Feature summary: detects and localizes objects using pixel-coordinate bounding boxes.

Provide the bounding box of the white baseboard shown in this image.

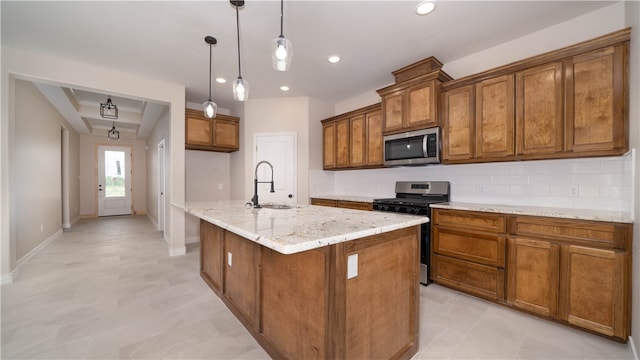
[185,236,200,244]
[630,335,639,360]
[169,246,186,256]
[147,213,159,231]
[1,268,18,285]
[2,228,63,284]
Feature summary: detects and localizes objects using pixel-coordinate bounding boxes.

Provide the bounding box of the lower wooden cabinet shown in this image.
[310,198,373,211]
[432,208,632,342]
[200,220,223,293]
[223,231,260,330]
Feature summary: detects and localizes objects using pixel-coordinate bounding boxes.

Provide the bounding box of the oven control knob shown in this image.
[395,206,401,212]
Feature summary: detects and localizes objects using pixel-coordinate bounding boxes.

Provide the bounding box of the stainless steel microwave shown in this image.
[383,127,440,166]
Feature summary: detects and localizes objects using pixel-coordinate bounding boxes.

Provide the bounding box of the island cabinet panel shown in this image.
[565,44,628,155]
[515,62,564,156]
[223,231,260,330]
[475,74,515,160]
[200,220,223,294]
[261,247,329,359]
[343,230,419,360]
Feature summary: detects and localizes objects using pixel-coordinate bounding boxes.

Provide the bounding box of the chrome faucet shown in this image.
[252,161,275,208]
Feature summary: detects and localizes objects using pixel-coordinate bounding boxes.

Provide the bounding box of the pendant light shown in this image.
[272,0,292,71]
[100,96,118,119]
[231,0,249,101]
[203,36,218,118]
[107,121,120,141]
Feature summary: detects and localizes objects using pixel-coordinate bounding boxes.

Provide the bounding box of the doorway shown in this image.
[157,139,166,234]
[254,133,297,205]
[98,145,132,216]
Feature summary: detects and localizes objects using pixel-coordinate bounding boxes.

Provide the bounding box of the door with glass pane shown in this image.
[98,146,132,216]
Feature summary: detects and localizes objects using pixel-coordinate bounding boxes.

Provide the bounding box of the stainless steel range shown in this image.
[372,181,450,285]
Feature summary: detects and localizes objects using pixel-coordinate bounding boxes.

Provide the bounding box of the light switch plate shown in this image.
[228,252,232,267]
[347,254,358,279]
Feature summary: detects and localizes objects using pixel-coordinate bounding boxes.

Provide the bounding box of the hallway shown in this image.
[1,216,635,359]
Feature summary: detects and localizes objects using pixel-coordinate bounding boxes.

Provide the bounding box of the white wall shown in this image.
[78,134,147,216]
[2,45,187,280]
[625,0,639,356]
[13,79,80,261]
[146,109,170,233]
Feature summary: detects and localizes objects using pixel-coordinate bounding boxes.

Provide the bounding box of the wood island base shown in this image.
[200,220,421,360]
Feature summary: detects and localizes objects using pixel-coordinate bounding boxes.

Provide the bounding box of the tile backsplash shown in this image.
[310,149,635,215]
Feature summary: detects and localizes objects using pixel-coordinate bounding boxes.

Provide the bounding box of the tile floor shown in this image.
[1,215,635,359]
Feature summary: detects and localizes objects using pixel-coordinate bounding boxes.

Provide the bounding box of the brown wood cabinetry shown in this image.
[322,104,383,170]
[431,209,507,301]
[200,220,223,294]
[440,28,629,164]
[199,220,420,359]
[377,57,452,135]
[185,108,239,152]
[432,208,632,341]
[310,198,373,211]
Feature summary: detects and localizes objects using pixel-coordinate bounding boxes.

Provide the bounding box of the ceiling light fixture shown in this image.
[107,120,120,141]
[272,0,292,71]
[215,77,227,84]
[100,96,118,119]
[203,35,218,119]
[327,55,341,63]
[231,0,249,101]
[280,85,290,91]
[415,0,437,15]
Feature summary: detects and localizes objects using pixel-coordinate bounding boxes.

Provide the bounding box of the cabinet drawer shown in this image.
[310,198,338,207]
[509,216,631,249]
[433,227,506,267]
[337,200,372,211]
[432,254,505,301]
[433,209,506,233]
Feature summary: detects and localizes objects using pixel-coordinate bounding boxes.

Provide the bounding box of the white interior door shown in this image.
[98,146,132,216]
[254,133,296,205]
[157,139,165,233]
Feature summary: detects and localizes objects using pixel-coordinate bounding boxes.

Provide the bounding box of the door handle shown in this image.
[288,194,293,198]
[98,184,102,192]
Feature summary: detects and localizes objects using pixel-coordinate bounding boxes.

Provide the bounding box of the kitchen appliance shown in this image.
[383,127,440,167]
[373,181,450,285]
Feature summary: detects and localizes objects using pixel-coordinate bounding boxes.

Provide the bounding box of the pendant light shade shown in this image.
[272,0,292,71]
[100,96,118,119]
[231,0,249,101]
[203,36,218,118]
[107,121,120,141]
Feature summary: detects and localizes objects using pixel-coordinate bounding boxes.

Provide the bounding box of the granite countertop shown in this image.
[430,202,633,224]
[174,200,427,254]
[311,195,377,203]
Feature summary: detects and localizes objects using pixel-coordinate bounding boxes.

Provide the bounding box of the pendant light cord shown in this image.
[208,43,212,100]
[279,0,284,37]
[235,4,242,77]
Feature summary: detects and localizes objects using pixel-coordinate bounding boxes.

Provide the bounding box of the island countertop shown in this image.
[175,200,428,254]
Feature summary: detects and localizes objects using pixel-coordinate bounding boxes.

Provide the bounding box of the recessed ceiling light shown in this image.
[280,85,290,91]
[215,77,226,84]
[415,0,437,15]
[327,55,341,63]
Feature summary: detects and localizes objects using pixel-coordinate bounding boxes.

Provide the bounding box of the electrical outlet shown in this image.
[218,183,223,190]
[569,185,579,197]
[227,252,232,267]
[347,254,358,279]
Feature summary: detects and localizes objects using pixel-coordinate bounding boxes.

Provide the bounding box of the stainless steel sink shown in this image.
[261,204,292,209]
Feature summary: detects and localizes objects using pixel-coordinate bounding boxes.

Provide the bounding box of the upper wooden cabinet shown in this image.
[322,104,383,170]
[440,28,630,164]
[377,57,452,135]
[185,108,239,152]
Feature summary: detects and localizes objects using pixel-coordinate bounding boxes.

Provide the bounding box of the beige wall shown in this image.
[79,134,147,216]
[14,79,80,260]
[625,0,639,355]
[146,109,170,234]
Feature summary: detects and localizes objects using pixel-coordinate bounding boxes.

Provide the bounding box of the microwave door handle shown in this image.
[423,135,428,157]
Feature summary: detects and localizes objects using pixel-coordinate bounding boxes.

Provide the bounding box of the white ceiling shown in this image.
[1,0,618,138]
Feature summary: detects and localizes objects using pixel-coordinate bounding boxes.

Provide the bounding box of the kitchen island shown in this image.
[177,201,428,360]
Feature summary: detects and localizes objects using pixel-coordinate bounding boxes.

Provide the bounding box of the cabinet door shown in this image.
[335,118,350,168]
[323,123,336,169]
[349,114,366,167]
[476,74,515,159]
[507,237,559,317]
[223,231,260,329]
[365,110,383,166]
[382,91,404,133]
[433,227,505,268]
[560,245,627,339]
[407,81,437,129]
[185,110,213,147]
[212,117,239,150]
[565,44,627,154]
[200,221,223,294]
[516,62,564,156]
[441,85,475,161]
